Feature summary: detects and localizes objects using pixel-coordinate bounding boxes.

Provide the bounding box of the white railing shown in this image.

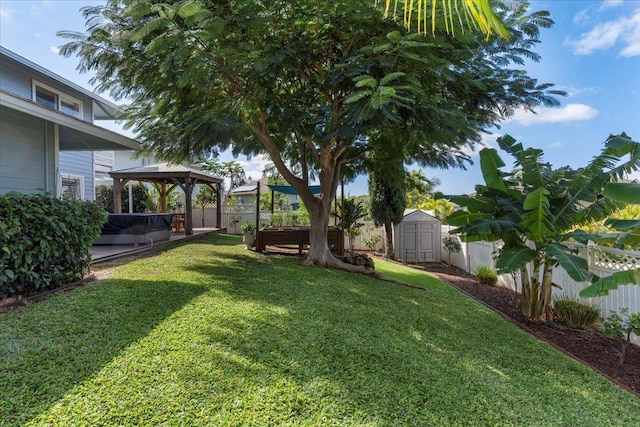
[441,227,640,345]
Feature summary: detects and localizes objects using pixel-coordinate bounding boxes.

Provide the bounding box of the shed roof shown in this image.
[402,209,441,222]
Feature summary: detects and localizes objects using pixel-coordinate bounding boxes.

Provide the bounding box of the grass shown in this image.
[1,234,639,426]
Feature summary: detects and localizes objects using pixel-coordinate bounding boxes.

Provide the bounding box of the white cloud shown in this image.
[548,141,563,149]
[30,6,42,15]
[573,9,590,25]
[598,0,624,12]
[565,9,640,57]
[50,46,60,55]
[556,85,601,97]
[506,104,598,126]
[34,32,42,38]
[0,7,14,22]
[236,155,272,182]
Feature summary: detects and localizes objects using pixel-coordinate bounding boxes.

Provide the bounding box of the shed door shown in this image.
[401,222,437,263]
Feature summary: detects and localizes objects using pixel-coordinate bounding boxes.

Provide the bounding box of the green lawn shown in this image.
[1,234,639,426]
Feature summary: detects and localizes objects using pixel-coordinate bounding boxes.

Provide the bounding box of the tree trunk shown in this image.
[541,261,554,321]
[301,201,369,273]
[384,221,394,259]
[521,258,552,323]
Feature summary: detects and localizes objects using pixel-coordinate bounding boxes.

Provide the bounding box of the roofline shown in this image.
[1,90,139,150]
[0,46,119,114]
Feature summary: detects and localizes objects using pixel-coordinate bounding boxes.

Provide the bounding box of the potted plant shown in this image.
[241,221,256,249]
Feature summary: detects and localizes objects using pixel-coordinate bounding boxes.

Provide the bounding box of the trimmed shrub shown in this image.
[0,192,107,298]
[474,265,498,286]
[554,298,601,331]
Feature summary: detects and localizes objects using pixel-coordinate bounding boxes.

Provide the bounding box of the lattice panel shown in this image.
[592,250,640,272]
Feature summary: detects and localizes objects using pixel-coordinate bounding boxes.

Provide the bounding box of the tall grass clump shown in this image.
[474,265,498,286]
[554,297,601,330]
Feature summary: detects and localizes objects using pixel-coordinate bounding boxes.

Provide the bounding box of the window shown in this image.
[32,81,83,119]
[35,86,57,109]
[60,99,81,117]
[57,174,84,200]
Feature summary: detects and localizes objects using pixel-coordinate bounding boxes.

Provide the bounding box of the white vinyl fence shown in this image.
[441,226,640,345]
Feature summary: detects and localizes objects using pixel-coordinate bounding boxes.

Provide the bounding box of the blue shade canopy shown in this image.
[267,185,322,195]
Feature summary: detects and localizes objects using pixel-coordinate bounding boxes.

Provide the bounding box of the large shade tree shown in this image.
[59,0,563,268]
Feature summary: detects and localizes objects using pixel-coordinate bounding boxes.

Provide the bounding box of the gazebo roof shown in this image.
[109,162,223,185]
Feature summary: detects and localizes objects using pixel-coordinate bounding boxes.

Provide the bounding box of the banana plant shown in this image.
[438,133,640,322]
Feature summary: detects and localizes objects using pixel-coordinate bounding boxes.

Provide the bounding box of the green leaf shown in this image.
[354,76,377,89]
[386,30,402,42]
[344,90,372,104]
[479,148,507,192]
[604,218,640,230]
[544,244,593,282]
[580,269,640,297]
[448,195,494,213]
[495,247,538,273]
[176,0,204,19]
[522,188,553,240]
[380,72,406,85]
[603,182,640,204]
[461,219,521,237]
[445,211,492,226]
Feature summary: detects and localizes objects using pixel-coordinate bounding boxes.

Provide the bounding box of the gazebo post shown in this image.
[216,183,222,228]
[113,177,129,213]
[256,182,261,231]
[184,177,193,235]
[270,188,275,214]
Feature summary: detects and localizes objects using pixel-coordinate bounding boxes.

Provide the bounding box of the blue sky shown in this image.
[1,0,639,196]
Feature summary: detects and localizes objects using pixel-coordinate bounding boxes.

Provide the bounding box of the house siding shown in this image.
[0,107,56,195]
[59,151,95,200]
[0,56,94,122]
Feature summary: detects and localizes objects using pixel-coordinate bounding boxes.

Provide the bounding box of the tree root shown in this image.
[300,254,376,275]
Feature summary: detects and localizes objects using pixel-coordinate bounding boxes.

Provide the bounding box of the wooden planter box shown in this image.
[256,228,344,255]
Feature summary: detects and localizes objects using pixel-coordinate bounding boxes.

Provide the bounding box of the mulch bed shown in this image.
[425,263,640,397]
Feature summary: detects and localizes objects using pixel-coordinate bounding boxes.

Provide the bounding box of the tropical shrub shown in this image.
[442,236,462,254]
[333,199,366,257]
[475,265,498,286]
[241,221,256,235]
[553,297,601,331]
[602,308,640,364]
[0,193,107,298]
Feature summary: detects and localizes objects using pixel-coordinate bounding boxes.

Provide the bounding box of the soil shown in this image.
[424,263,640,398]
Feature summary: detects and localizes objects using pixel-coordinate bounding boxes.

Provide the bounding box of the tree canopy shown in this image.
[59,0,564,267]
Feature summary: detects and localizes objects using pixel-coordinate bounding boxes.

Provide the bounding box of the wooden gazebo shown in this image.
[109,163,223,235]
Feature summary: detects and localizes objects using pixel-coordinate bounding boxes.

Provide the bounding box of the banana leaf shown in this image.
[544,243,594,282]
[603,182,640,204]
[580,269,640,297]
[495,247,538,273]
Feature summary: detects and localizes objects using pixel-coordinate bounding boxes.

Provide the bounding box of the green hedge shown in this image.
[0,193,107,298]
[95,183,149,213]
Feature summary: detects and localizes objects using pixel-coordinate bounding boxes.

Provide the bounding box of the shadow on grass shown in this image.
[170,253,640,425]
[0,278,209,426]
[5,234,639,425]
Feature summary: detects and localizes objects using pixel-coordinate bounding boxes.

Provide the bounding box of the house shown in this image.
[0,46,138,199]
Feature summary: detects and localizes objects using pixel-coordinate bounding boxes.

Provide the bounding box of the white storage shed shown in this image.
[394,209,442,263]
